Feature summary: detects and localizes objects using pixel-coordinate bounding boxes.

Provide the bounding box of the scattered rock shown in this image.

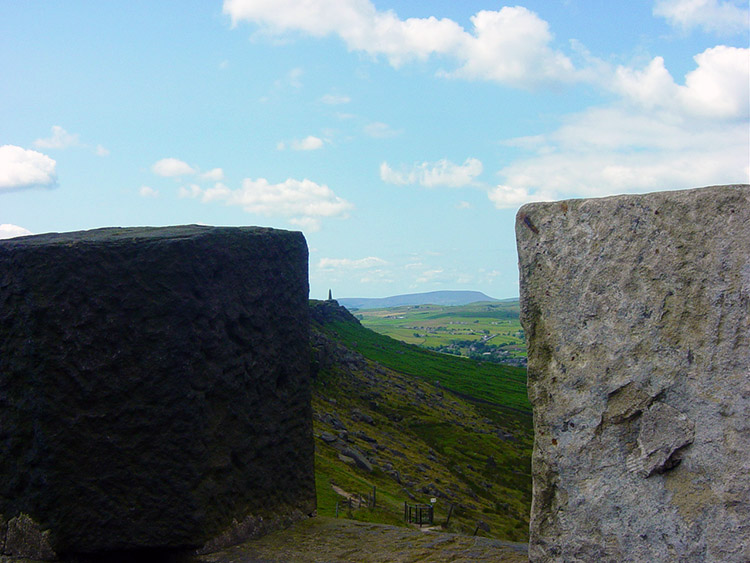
[320,432,338,444]
[4,513,56,560]
[340,447,373,472]
[351,408,375,425]
[387,470,402,484]
[321,412,348,431]
[353,430,377,443]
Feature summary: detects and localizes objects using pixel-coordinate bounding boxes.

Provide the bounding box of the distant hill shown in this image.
[338,290,500,310]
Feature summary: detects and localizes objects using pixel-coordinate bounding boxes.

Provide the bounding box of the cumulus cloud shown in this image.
[33,126,80,149]
[380,158,483,188]
[491,105,748,207]
[654,0,749,34]
[139,185,159,198]
[178,184,203,199]
[614,46,749,119]
[488,185,548,209]
[293,136,324,150]
[486,44,750,208]
[152,158,197,177]
[224,0,579,88]
[0,145,57,191]
[196,177,353,231]
[445,8,576,87]
[200,168,225,181]
[0,224,33,239]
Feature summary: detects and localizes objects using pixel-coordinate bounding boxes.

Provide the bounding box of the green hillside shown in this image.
[352,301,526,366]
[309,300,532,541]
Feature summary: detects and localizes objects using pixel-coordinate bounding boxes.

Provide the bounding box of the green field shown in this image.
[351,300,526,365]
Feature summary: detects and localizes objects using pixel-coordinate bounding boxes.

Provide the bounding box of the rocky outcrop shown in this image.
[516,185,749,562]
[0,226,314,559]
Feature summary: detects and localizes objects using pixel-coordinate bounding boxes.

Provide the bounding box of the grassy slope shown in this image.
[354,301,526,359]
[309,300,532,541]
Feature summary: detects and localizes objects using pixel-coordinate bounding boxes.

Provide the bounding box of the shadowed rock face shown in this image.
[0,226,314,559]
[516,185,750,562]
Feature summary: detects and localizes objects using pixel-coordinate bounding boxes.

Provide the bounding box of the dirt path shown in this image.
[196,516,528,563]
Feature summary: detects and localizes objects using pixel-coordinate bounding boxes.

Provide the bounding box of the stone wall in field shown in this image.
[516,185,749,562]
[0,225,314,560]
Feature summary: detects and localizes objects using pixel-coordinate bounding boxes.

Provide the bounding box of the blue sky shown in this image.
[2,1,748,299]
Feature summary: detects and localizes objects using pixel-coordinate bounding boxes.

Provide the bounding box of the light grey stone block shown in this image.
[517,185,749,562]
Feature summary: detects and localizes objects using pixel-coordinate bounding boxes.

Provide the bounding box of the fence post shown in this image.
[372,486,376,508]
[335,501,339,518]
[445,504,454,526]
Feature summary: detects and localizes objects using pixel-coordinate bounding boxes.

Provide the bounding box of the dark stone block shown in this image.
[0,226,314,557]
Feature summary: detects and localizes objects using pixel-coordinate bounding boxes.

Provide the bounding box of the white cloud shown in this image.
[0,224,33,239]
[415,268,445,284]
[492,105,749,207]
[152,158,197,177]
[318,256,388,270]
[200,167,225,181]
[679,46,749,118]
[364,122,402,138]
[488,44,750,208]
[284,135,324,151]
[380,158,483,187]
[654,0,749,35]
[33,126,80,149]
[614,46,749,119]
[446,8,577,88]
[178,184,203,198]
[139,185,159,198]
[488,185,549,209]
[198,177,353,231]
[0,145,57,191]
[224,0,579,88]
[33,126,109,156]
[321,93,351,104]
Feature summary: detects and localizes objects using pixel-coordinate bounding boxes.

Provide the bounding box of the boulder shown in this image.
[516,185,750,562]
[0,226,314,558]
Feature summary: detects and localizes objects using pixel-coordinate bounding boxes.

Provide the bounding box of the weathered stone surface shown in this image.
[516,185,750,562]
[0,226,314,558]
[3,513,56,560]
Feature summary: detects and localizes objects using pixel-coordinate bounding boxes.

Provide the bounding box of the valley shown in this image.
[349,300,526,367]
[309,300,532,542]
